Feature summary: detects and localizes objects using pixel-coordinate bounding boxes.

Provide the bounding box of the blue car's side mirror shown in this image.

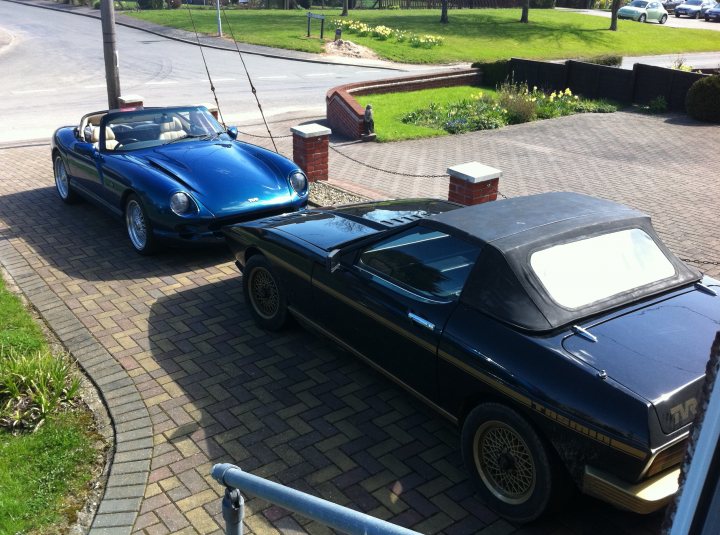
[227,126,238,140]
[76,142,98,158]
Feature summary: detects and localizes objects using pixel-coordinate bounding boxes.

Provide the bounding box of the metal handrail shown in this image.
[211,463,423,535]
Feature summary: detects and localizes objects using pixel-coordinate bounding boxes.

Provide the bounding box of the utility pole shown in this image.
[216,0,222,37]
[100,0,121,109]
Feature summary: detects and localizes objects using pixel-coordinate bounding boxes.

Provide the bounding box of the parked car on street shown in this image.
[675,0,715,17]
[618,0,669,22]
[51,106,308,254]
[705,2,720,19]
[662,0,683,11]
[223,192,718,523]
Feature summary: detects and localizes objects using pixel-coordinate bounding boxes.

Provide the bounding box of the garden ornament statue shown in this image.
[364,104,375,135]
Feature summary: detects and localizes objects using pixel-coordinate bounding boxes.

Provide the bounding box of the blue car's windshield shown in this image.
[684,0,702,5]
[103,107,226,151]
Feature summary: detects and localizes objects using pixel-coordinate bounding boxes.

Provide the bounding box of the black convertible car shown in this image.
[223,193,718,522]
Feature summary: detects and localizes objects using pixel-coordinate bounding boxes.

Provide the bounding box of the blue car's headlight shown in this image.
[289,170,308,195]
[170,192,196,215]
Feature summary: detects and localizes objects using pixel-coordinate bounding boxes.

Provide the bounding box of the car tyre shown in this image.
[675,11,680,16]
[125,194,157,255]
[243,255,288,331]
[660,13,668,22]
[639,13,647,21]
[53,155,79,204]
[461,403,571,523]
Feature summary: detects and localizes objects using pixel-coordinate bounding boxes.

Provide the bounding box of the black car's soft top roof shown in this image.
[422,192,700,331]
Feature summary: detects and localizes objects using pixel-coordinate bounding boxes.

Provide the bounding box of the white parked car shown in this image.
[618,0,670,22]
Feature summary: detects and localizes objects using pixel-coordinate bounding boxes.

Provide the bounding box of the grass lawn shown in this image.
[357,85,496,141]
[0,275,99,535]
[127,8,720,63]
[0,412,97,535]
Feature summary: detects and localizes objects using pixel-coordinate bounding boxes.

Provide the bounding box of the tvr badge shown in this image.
[247,197,259,203]
[670,398,698,426]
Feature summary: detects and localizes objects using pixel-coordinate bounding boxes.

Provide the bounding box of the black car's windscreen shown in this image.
[530,228,676,309]
[359,227,481,300]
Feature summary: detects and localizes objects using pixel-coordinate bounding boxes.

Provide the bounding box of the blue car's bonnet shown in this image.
[132,141,292,216]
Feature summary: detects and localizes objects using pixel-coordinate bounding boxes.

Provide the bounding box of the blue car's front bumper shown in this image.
[153,199,308,245]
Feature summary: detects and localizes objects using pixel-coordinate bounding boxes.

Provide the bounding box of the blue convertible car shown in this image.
[51,106,308,254]
[223,193,718,523]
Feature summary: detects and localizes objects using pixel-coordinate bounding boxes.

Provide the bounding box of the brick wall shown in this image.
[326,70,482,140]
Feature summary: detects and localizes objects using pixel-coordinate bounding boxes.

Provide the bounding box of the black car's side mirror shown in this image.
[326,249,343,273]
[76,142,98,159]
[227,126,238,140]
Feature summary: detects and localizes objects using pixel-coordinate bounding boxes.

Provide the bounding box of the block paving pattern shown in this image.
[0,111,717,535]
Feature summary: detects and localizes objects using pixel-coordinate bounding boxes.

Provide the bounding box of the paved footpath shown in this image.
[2,110,717,534]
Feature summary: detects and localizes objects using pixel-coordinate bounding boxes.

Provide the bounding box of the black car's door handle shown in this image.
[408,312,435,331]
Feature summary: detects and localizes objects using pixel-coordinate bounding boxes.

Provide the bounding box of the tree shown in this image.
[341,0,348,16]
[440,0,448,23]
[520,0,529,23]
[609,0,622,30]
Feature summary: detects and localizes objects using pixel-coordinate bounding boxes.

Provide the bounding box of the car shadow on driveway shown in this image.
[145,276,495,532]
[143,276,666,534]
[0,187,232,281]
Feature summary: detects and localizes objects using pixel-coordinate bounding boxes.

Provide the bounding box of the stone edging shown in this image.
[0,238,151,535]
[326,69,482,139]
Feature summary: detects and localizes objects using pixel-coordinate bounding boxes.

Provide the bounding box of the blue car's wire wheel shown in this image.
[126,200,147,250]
[53,155,76,203]
[124,195,156,255]
[474,420,537,504]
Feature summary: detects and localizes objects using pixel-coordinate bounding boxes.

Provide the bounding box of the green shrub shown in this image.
[578,54,623,67]
[0,349,80,431]
[530,0,555,7]
[573,99,619,113]
[402,94,508,134]
[93,0,100,7]
[498,82,537,124]
[644,95,668,114]
[686,75,720,123]
[137,0,163,9]
[474,60,511,89]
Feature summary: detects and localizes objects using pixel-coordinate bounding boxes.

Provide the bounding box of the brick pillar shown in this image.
[447,162,502,206]
[118,94,143,111]
[291,124,332,182]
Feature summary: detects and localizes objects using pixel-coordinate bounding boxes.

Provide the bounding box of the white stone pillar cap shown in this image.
[447,162,502,183]
[118,94,144,106]
[291,123,332,138]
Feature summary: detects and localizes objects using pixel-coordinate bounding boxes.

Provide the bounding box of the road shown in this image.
[0,1,419,143]
[558,6,720,30]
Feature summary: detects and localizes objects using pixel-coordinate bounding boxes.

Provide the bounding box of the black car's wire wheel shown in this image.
[461,403,572,523]
[53,155,77,204]
[242,255,288,331]
[125,194,156,255]
[474,420,536,504]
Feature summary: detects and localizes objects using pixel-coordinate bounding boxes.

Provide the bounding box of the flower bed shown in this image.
[402,84,618,135]
[334,19,444,48]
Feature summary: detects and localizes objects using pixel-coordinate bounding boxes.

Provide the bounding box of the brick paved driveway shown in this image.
[0,110,717,535]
